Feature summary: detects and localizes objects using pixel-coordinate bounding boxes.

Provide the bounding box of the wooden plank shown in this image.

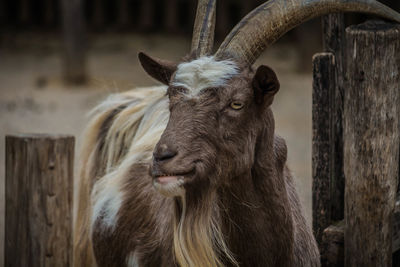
[344,21,400,267]
[61,0,87,84]
[5,134,74,267]
[312,52,336,245]
[321,14,345,222]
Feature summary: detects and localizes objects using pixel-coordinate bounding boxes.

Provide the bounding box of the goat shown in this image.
[73,0,400,266]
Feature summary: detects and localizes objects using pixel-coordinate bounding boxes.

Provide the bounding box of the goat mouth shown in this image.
[154,175,185,185]
[153,169,195,186]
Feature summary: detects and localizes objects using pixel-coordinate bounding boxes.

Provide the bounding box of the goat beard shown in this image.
[172,189,238,267]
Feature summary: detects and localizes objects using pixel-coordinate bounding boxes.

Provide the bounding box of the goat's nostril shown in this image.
[154,150,177,162]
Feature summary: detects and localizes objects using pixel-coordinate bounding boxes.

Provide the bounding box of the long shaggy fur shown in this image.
[73,86,169,266]
[74,85,236,266]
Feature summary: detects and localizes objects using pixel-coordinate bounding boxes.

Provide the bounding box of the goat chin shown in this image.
[153,176,185,197]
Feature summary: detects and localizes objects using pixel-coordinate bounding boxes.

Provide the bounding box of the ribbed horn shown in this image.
[215,0,400,64]
[191,0,217,57]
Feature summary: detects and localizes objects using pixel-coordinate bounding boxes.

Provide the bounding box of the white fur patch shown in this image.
[172,56,239,97]
[91,173,124,230]
[126,251,140,267]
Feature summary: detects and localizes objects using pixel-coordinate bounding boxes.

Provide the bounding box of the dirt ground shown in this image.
[0,33,313,266]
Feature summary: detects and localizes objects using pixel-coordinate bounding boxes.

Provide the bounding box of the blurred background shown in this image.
[1,0,399,265]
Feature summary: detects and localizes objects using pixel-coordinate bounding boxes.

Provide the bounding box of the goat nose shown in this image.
[154,146,177,162]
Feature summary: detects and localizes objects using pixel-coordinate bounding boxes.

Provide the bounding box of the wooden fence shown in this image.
[312,17,400,266]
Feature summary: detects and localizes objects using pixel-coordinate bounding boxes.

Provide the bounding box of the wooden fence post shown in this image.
[344,21,400,267]
[321,14,346,222]
[312,52,336,246]
[61,0,87,85]
[5,134,74,267]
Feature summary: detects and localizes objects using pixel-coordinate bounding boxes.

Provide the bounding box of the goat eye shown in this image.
[230,101,244,110]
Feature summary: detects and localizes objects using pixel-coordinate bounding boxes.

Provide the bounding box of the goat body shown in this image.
[74,60,319,266]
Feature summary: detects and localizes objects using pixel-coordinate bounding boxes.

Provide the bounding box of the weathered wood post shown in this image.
[313,14,346,252]
[5,134,74,267]
[323,13,346,223]
[312,52,336,245]
[344,21,400,267]
[312,13,346,250]
[61,0,87,85]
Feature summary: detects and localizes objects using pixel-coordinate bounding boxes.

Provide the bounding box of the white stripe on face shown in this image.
[172,56,239,97]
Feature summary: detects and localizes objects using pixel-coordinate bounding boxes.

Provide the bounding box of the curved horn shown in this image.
[215,0,400,64]
[191,0,217,57]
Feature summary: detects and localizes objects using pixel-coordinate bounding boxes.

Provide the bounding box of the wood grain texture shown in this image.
[322,14,346,222]
[344,21,400,267]
[5,134,74,267]
[61,0,87,85]
[312,52,336,246]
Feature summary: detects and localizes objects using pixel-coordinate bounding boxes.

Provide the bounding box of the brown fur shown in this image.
[75,56,320,266]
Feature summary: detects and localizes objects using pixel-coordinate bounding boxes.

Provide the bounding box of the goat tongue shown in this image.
[156,176,180,185]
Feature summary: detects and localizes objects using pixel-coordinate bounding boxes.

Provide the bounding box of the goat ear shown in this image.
[252,65,280,105]
[138,52,177,85]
